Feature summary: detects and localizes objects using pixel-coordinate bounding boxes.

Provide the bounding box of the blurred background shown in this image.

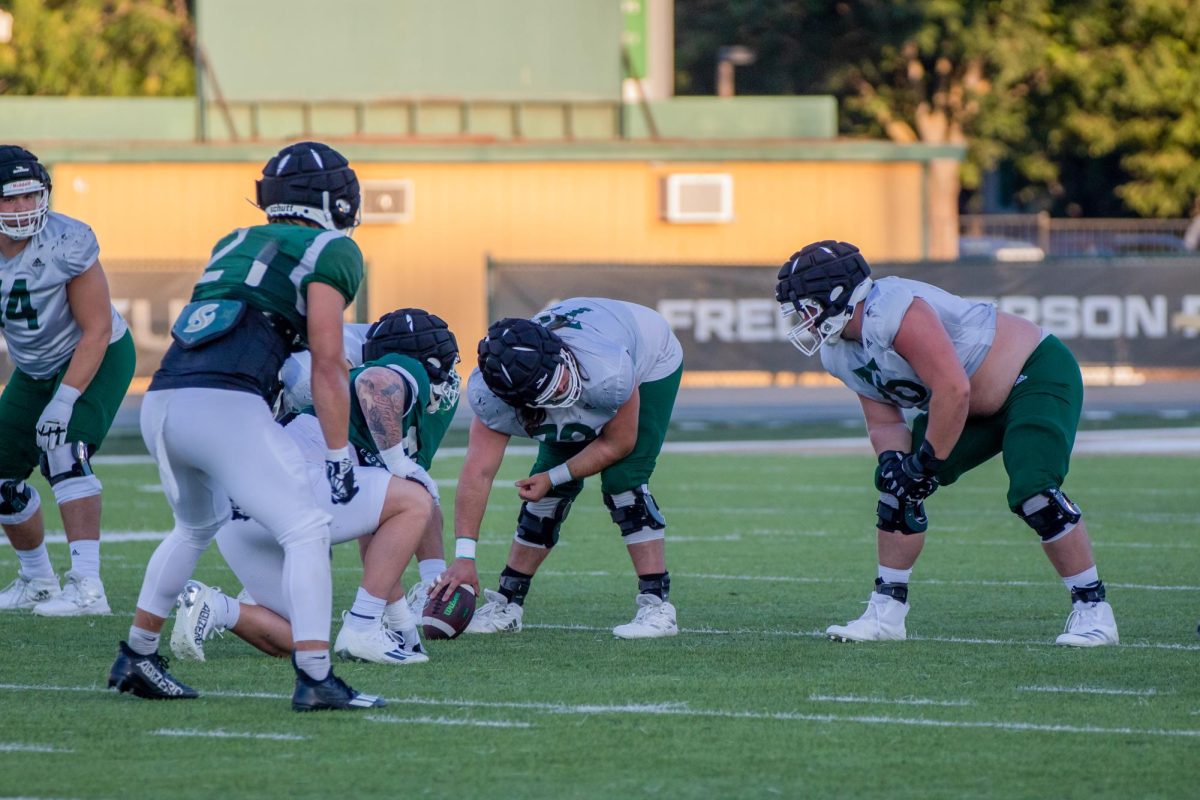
[2,0,1198,442]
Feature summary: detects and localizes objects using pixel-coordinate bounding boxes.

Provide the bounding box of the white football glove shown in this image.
[36,384,81,451]
[378,443,440,503]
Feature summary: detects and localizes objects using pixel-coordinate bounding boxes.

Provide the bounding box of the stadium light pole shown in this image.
[716,45,756,97]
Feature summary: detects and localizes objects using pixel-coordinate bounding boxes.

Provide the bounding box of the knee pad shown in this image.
[604,485,666,545]
[514,496,573,549]
[1015,488,1081,543]
[0,478,41,525]
[876,492,928,535]
[39,442,102,505]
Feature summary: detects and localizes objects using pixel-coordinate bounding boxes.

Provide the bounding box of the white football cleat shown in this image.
[1055,601,1119,647]
[613,593,678,639]
[405,580,430,618]
[335,612,429,665]
[464,589,523,634]
[170,580,225,661]
[31,571,109,617]
[826,592,908,642]
[0,573,60,610]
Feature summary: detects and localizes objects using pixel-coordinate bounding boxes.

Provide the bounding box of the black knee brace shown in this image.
[1015,488,1081,543]
[515,497,573,549]
[876,492,928,534]
[604,485,666,542]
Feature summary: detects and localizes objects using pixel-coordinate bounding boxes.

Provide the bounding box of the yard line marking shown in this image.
[2,684,1197,738]
[364,714,533,729]
[1016,686,1160,697]
[152,728,307,741]
[809,694,974,707]
[0,742,73,753]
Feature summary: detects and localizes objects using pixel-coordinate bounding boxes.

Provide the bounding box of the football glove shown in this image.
[325,446,360,505]
[36,384,81,451]
[876,442,943,502]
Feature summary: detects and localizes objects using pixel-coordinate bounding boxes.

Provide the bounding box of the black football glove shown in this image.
[325,446,360,505]
[876,441,943,502]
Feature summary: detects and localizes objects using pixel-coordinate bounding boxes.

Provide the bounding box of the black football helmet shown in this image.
[0,145,52,240]
[775,240,873,355]
[477,318,582,409]
[255,141,360,232]
[364,308,461,412]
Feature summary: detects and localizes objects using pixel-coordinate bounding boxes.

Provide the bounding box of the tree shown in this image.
[0,0,193,96]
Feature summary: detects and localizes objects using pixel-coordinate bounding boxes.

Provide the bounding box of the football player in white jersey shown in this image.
[775,240,1118,646]
[434,298,684,639]
[0,146,135,617]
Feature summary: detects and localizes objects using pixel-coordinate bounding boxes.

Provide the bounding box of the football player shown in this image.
[0,145,135,617]
[169,308,460,666]
[434,298,684,639]
[775,240,1118,646]
[108,142,386,711]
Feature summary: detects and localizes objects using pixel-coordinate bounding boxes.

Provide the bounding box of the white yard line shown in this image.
[152,728,307,741]
[0,742,73,753]
[364,714,533,729]
[1016,686,1160,697]
[808,694,974,707]
[1,684,1196,739]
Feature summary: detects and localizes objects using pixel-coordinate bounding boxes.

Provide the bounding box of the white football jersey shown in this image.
[278,323,370,413]
[821,276,997,410]
[0,212,128,379]
[469,298,683,442]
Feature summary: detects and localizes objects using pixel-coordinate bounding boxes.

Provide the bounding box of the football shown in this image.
[421,584,477,640]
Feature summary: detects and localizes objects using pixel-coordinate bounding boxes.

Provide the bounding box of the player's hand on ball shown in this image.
[432,557,481,602]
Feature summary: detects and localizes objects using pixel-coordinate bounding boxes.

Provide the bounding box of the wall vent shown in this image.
[361,179,413,224]
[662,173,733,223]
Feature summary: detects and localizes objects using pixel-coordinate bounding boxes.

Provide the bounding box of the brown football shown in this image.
[421,584,476,640]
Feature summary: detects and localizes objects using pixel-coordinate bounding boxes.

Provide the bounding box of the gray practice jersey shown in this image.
[821,276,996,410]
[278,323,370,414]
[469,297,683,442]
[0,212,128,379]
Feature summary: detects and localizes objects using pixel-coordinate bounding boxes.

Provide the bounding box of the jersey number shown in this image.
[851,358,928,406]
[0,279,40,330]
[530,422,594,443]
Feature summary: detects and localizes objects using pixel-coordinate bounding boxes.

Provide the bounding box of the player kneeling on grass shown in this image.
[435,298,684,639]
[171,308,460,665]
[774,241,1118,647]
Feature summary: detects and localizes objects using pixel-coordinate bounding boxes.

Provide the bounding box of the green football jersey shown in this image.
[347,353,458,470]
[191,223,362,342]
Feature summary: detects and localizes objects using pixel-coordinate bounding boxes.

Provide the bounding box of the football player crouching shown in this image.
[169,308,461,665]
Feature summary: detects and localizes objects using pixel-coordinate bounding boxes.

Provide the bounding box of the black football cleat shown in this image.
[291,656,386,712]
[108,640,199,700]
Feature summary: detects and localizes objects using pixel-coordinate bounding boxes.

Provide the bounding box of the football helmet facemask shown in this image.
[0,145,52,240]
[363,308,461,413]
[775,240,874,355]
[256,141,361,232]
[477,318,582,409]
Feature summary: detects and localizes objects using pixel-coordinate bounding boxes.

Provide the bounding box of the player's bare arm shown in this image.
[516,387,640,503]
[356,366,411,452]
[859,394,910,455]
[307,281,352,451]
[60,261,114,393]
[891,298,970,459]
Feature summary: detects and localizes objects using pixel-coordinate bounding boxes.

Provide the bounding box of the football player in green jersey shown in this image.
[0,145,135,618]
[109,142,386,711]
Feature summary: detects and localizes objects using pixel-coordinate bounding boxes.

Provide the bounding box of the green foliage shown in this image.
[0,0,194,96]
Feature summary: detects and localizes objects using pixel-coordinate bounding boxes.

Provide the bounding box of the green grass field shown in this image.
[2,447,1198,799]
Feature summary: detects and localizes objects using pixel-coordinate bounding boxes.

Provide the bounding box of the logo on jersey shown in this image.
[183,303,221,333]
[31,258,44,268]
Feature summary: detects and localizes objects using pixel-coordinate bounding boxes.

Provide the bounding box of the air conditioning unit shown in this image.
[662,173,733,223]
[360,179,413,224]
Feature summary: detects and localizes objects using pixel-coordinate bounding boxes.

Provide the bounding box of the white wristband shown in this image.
[548,463,573,487]
[325,445,352,463]
[454,538,477,560]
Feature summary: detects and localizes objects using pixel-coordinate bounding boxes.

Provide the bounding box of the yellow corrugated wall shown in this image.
[50,160,924,350]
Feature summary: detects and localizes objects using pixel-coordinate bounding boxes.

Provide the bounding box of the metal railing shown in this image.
[960,213,1198,258]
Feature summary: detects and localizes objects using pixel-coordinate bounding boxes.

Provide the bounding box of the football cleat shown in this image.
[334,612,429,665]
[826,592,909,642]
[1055,601,1119,647]
[31,571,109,616]
[170,580,225,661]
[464,588,524,634]
[291,656,386,712]
[405,580,430,618]
[107,641,198,700]
[385,624,428,660]
[612,593,678,639]
[0,573,61,610]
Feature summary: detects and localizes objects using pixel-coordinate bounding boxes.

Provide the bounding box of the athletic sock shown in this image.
[1063,566,1104,606]
[15,543,55,580]
[214,590,240,630]
[383,597,416,630]
[498,566,533,606]
[128,626,160,656]
[637,571,670,601]
[294,649,331,681]
[346,587,386,632]
[69,540,101,579]
[877,565,912,585]
[418,558,446,586]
